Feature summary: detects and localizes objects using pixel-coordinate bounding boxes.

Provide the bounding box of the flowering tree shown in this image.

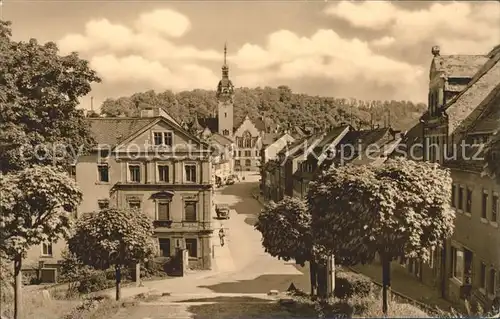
[68,208,157,300]
[255,197,319,295]
[0,165,82,319]
[308,157,455,314]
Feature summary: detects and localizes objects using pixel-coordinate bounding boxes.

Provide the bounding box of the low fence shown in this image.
[347,266,444,316]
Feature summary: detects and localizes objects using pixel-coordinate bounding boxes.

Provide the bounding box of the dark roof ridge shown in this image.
[444,51,500,111]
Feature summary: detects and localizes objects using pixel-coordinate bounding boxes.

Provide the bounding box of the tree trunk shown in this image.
[316,261,328,299]
[440,242,446,299]
[381,254,391,316]
[115,265,121,301]
[14,255,22,319]
[309,260,317,296]
[135,263,141,287]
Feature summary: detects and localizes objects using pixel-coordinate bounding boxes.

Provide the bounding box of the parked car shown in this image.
[225,176,235,185]
[215,204,230,219]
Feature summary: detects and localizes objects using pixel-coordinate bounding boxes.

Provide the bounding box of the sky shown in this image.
[2,0,500,110]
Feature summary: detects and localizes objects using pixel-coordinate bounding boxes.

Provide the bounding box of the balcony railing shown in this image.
[153,220,173,228]
[153,220,212,230]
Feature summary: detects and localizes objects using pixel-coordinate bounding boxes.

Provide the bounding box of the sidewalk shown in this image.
[251,188,267,207]
[351,263,462,313]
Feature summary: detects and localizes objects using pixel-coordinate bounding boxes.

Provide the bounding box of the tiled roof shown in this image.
[392,122,424,161]
[196,117,218,132]
[233,116,267,132]
[261,133,280,146]
[434,55,488,78]
[210,132,233,146]
[196,115,267,133]
[88,118,156,146]
[277,135,308,157]
[291,133,325,159]
[445,144,485,172]
[447,47,500,134]
[313,126,350,150]
[321,128,393,168]
[466,84,500,134]
[338,128,391,149]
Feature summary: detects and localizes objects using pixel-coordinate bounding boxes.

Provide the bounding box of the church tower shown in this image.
[216,43,234,137]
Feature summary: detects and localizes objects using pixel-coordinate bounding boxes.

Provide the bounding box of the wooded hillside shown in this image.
[98,86,427,131]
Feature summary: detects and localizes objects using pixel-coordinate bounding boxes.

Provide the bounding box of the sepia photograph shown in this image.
[0,0,499,318]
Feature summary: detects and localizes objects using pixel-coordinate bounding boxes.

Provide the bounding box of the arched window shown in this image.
[243,131,252,148]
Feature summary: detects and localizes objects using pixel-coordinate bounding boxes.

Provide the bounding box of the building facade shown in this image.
[23,108,215,281]
[260,133,295,198]
[397,44,500,311]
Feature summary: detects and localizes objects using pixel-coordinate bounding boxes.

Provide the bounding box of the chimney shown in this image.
[432,45,440,57]
[140,107,154,118]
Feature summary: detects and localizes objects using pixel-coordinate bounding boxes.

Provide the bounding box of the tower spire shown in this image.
[224,42,227,66]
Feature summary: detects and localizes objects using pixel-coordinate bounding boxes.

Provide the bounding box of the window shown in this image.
[255,150,259,156]
[224,112,227,118]
[238,151,241,157]
[128,164,141,183]
[129,201,141,211]
[153,132,173,146]
[235,160,240,166]
[164,132,173,146]
[243,131,252,148]
[223,129,229,136]
[98,199,109,210]
[185,238,198,257]
[154,132,163,146]
[185,164,197,183]
[41,242,53,256]
[466,188,472,214]
[480,262,487,290]
[458,186,464,210]
[233,150,237,157]
[237,137,243,148]
[452,247,464,282]
[488,269,496,295]
[492,194,498,222]
[451,185,456,208]
[245,159,251,166]
[482,191,488,219]
[97,164,109,183]
[158,165,169,183]
[244,150,251,157]
[157,202,170,220]
[158,238,170,257]
[184,202,197,221]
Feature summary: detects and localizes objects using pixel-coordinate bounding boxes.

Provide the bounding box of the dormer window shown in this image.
[153,131,173,146]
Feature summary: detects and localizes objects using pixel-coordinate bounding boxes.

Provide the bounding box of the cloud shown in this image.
[231,29,423,88]
[134,9,191,38]
[371,36,395,47]
[58,4,498,106]
[324,1,397,29]
[325,1,500,55]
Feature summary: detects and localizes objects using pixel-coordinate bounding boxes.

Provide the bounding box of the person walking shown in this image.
[219,228,225,247]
